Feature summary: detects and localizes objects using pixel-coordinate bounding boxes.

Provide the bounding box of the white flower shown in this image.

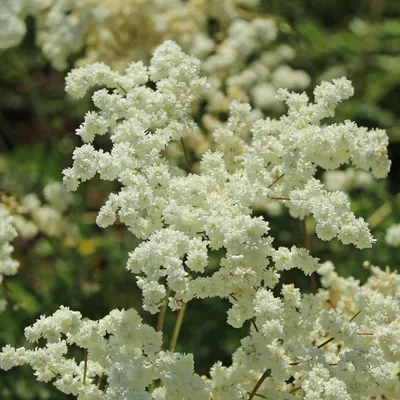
[385,223,400,247]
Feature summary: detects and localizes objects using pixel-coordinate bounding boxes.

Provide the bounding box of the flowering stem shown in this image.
[317,311,361,349]
[317,336,335,349]
[180,137,192,174]
[349,310,361,322]
[157,288,171,332]
[83,348,88,386]
[169,302,187,352]
[302,218,317,294]
[289,386,302,394]
[251,318,259,333]
[148,381,155,394]
[248,369,271,400]
[270,197,290,201]
[96,374,103,389]
[229,293,238,301]
[267,173,285,188]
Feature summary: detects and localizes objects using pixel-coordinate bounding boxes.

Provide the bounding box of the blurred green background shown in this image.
[0,0,399,398]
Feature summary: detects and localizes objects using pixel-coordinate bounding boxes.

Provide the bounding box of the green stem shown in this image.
[148,380,155,394]
[267,173,284,188]
[169,302,187,352]
[156,288,170,333]
[83,348,88,386]
[302,218,317,294]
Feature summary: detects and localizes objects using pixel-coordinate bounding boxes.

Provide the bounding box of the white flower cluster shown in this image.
[0,202,19,312]
[13,182,74,239]
[209,263,400,399]
[289,179,375,248]
[2,263,398,399]
[0,306,210,400]
[1,41,396,399]
[61,42,390,323]
[385,223,400,247]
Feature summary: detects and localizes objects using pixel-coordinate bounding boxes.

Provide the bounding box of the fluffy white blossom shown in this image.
[1,40,396,400]
[61,43,391,324]
[0,307,211,399]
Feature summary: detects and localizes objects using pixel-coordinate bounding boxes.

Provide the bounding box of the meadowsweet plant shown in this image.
[1,41,398,399]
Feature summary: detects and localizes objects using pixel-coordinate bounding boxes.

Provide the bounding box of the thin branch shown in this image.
[317,336,335,349]
[229,293,238,302]
[117,84,128,94]
[317,311,361,349]
[247,393,267,399]
[180,137,192,174]
[251,318,259,333]
[248,369,271,400]
[349,310,361,322]
[270,197,290,201]
[267,173,285,188]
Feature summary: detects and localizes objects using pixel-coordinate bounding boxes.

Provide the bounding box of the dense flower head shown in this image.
[61,42,391,323]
